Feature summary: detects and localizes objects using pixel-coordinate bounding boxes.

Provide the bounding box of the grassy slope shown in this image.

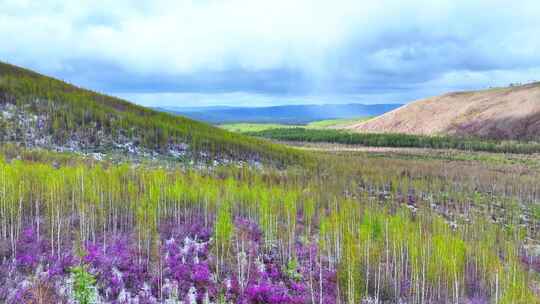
[0,61,309,165]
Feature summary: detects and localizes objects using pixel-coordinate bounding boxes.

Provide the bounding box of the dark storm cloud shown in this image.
[57,59,310,95]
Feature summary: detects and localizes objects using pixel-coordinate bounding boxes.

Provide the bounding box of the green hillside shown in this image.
[0,62,309,165]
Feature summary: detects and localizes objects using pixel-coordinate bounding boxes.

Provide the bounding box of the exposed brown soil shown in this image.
[347,82,540,140]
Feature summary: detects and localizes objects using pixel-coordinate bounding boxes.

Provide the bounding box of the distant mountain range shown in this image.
[156,103,402,124]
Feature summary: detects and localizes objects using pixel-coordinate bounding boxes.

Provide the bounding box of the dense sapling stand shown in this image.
[0,154,538,303]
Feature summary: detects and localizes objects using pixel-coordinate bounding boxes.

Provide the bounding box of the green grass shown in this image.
[219,123,299,132]
[305,116,372,128]
[220,117,373,133]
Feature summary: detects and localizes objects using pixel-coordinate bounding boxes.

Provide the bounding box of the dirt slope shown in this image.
[347,83,540,140]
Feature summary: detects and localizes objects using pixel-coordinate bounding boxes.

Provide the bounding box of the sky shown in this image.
[1,0,540,107]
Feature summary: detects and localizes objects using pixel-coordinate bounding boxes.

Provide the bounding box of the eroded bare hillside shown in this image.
[348,82,540,140]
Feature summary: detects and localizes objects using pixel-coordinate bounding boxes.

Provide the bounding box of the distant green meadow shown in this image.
[219,117,372,132]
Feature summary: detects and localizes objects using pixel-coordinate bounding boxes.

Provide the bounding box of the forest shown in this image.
[246,128,540,154]
[0,144,539,303]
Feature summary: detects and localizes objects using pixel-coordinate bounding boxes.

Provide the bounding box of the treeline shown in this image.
[0,62,311,165]
[247,127,540,154]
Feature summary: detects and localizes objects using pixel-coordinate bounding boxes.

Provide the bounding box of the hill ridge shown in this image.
[0,61,308,165]
[347,82,540,140]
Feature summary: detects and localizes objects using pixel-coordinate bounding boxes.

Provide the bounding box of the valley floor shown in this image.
[280,141,540,167]
[0,145,539,303]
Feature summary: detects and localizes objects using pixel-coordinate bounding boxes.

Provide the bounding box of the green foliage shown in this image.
[532,205,540,221]
[284,258,302,281]
[215,200,234,277]
[215,201,234,245]
[302,197,315,236]
[360,210,383,241]
[71,265,97,304]
[259,189,275,244]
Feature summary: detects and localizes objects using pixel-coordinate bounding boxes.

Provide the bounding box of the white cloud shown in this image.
[1,0,540,105]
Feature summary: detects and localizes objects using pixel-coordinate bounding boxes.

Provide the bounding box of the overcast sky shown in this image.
[1,0,540,107]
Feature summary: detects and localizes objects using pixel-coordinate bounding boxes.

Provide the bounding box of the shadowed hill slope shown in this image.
[347,83,540,140]
[0,62,309,165]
